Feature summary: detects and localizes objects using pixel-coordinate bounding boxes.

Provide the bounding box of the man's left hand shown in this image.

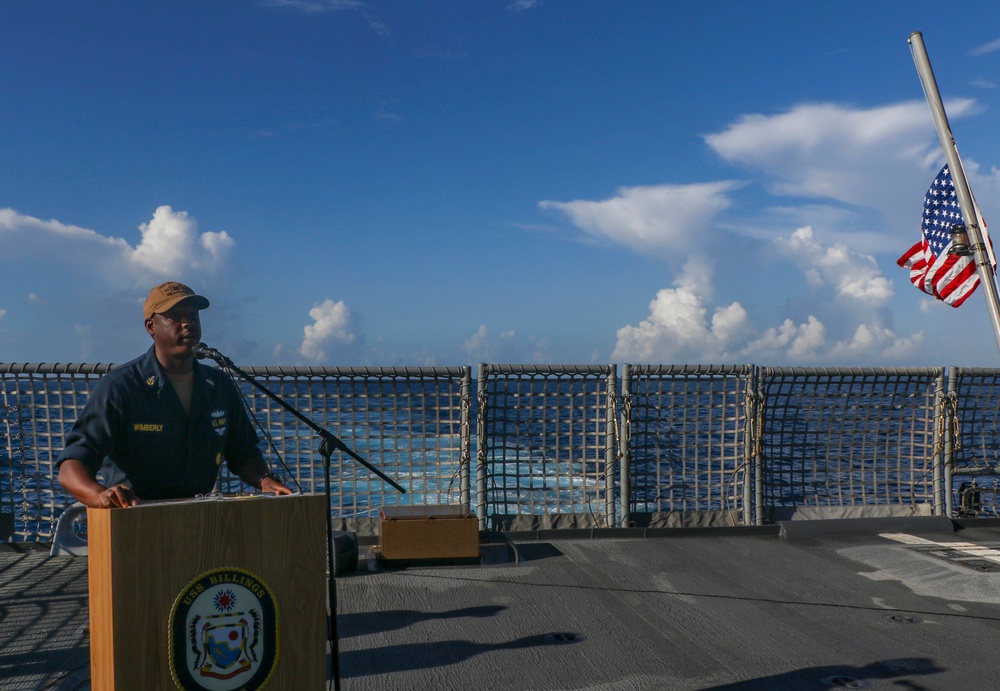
[260,475,294,495]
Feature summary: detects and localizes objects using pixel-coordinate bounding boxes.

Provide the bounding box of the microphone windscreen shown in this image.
[193,343,213,360]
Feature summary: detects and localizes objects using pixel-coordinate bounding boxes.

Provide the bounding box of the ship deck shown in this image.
[5,517,1000,690]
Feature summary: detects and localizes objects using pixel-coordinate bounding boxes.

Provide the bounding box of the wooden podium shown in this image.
[87,494,327,690]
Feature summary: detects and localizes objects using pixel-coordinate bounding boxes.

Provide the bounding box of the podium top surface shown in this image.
[123,492,308,509]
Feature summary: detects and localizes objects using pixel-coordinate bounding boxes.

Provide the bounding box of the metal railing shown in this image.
[476,364,617,530]
[1,364,114,543]
[3,361,998,543]
[754,368,944,523]
[948,368,1000,519]
[621,365,754,528]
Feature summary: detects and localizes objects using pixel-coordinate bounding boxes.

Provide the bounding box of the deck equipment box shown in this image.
[378,505,480,561]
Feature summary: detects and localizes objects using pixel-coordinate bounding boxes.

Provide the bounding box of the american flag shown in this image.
[897,165,992,307]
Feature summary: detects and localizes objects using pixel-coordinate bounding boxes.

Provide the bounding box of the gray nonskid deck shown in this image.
[0,548,89,690]
[340,531,998,690]
[6,523,1000,690]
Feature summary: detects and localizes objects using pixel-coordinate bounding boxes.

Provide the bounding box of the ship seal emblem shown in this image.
[168,567,279,690]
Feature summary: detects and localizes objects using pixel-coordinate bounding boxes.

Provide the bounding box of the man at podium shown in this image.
[56,281,293,507]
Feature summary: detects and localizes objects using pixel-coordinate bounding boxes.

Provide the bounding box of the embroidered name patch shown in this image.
[133,423,164,432]
[168,567,279,690]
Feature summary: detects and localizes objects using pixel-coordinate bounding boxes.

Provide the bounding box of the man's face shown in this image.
[145,302,202,357]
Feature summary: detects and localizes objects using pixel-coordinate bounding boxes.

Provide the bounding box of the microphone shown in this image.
[194,342,226,362]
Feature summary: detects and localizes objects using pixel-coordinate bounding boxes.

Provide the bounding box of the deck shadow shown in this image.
[699,657,946,690]
[341,632,581,678]
[339,604,506,638]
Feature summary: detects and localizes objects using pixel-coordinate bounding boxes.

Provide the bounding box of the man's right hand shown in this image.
[96,483,139,508]
[57,458,139,508]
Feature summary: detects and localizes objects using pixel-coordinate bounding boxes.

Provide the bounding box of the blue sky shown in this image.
[3,1,1000,367]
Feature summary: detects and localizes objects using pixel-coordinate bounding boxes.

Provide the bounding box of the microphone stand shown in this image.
[197,345,406,691]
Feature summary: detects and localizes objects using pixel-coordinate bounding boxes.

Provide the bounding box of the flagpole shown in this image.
[909,31,1000,355]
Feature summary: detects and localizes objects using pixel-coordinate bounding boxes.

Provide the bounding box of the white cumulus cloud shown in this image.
[739,316,827,361]
[300,299,360,362]
[704,99,980,233]
[0,206,240,361]
[0,208,131,272]
[611,223,919,364]
[775,226,893,304]
[0,205,234,288]
[611,261,750,363]
[464,324,493,361]
[463,324,548,363]
[539,181,742,256]
[128,206,234,278]
[559,99,949,365]
[463,324,519,361]
[829,321,923,361]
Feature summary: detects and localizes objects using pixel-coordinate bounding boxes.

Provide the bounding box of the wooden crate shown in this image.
[378,505,480,561]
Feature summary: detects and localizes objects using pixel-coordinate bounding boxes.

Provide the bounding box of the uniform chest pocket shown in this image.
[127,421,168,454]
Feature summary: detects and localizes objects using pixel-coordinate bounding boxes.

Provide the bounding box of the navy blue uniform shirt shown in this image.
[57,345,261,500]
